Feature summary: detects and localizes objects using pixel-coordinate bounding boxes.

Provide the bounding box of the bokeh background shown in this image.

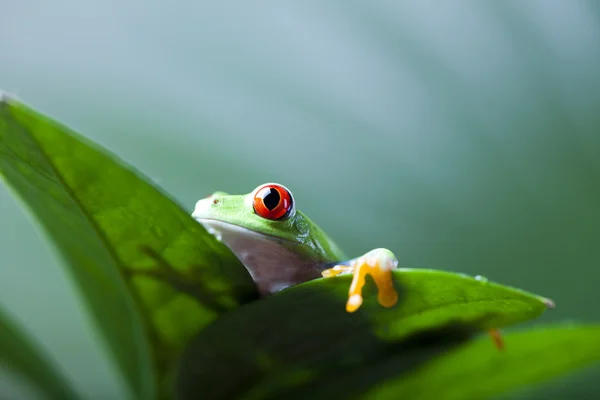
[1,1,599,399]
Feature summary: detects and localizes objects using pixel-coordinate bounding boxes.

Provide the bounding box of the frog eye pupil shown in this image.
[263,188,281,210]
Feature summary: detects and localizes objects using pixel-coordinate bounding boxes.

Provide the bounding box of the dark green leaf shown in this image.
[367,324,600,400]
[0,95,258,399]
[0,305,80,400]
[176,268,554,399]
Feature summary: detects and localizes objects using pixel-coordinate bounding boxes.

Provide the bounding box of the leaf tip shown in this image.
[0,90,14,104]
[541,297,556,309]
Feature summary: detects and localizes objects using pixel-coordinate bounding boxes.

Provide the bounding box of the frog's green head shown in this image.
[192,183,344,263]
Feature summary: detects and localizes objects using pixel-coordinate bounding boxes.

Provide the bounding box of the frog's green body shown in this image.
[192,184,346,295]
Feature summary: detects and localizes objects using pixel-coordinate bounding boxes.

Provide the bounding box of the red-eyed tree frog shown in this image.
[192,182,505,349]
[192,182,398,312]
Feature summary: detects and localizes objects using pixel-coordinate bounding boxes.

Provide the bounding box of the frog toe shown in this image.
[321,265,352,278]
[488,328,505,351]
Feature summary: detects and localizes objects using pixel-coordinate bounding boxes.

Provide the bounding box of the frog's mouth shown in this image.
[194,218,296,245]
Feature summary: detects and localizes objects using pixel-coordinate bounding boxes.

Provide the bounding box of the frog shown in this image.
[192,182,398,313]
[191,182,514,350]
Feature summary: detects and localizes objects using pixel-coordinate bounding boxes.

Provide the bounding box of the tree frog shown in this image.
[192,182,398,313]
[192,182,511,350]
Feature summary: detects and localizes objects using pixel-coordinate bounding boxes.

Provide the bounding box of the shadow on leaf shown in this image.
[174,278,478,400]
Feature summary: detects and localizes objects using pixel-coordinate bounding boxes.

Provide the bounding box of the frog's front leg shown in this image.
[322,248,399,313]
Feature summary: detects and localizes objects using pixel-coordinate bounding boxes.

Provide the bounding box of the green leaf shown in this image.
[367,324,600,400]
[0,95,258,399]
[0,305,81,400]
[175,268,554,399]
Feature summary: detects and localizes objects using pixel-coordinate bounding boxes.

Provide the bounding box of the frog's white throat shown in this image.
[194,218,324,297]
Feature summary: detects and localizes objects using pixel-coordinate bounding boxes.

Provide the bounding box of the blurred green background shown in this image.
[1,1,599,399]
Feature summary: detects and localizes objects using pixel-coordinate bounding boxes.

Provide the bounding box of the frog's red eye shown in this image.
[252,183,295,220]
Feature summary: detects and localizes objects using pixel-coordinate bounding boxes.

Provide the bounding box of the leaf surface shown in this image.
[0,95,258,399]
[176,268,554,399]
[368,324,600,400]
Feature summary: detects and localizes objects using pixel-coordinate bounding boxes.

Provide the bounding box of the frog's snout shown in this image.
[192,197,218,220]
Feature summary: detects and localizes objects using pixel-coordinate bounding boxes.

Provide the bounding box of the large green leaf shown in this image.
[0,95,258,399]
[175,268,554,399]
[367,324,600,400]
[0,306,81,400]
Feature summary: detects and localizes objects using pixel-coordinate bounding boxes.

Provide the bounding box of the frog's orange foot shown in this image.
[488,328,504,351]
[322,248,399,313]
[487,295,555,351]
